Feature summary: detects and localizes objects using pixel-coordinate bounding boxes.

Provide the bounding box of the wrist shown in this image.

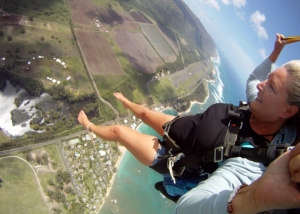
[230,182,264,214]
[230,180,274,214]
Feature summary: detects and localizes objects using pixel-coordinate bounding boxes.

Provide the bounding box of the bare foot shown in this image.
[113,92,130,109]
[78,110,90,128]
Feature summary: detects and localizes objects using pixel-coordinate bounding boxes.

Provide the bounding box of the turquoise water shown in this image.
[99,50,246,214]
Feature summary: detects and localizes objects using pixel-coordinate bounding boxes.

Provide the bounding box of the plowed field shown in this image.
[75,29,123,75]
[69,0,98,26]
[114,29,163,74]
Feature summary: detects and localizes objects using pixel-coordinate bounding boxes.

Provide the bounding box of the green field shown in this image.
[2,0,70,25]
[0,131,9,143]
[148,78,176,103]
[0,157,49,214]
[91,0,124,10]
[141,24,175,57]
[0,24,93,93]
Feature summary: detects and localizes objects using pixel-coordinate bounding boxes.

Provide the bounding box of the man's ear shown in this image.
[282,105,299,118]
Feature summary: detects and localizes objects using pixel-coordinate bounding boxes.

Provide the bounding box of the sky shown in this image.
[183,0,300,84]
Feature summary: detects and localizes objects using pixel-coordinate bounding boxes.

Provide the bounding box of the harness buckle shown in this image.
[228,120,243,129]
[214,146,223,162]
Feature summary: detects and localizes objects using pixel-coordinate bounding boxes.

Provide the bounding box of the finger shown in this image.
[289,154,300,177]
[290,143,300,159]
[292,171,300,182]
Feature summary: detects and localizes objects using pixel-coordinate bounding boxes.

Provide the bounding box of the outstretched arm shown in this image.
[246,33,286,103]
[268,33,286,63]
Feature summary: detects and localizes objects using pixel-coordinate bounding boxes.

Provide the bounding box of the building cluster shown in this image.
[60,132,119,212]
[53,57,67,69]
[28,55,45,65]
[58,110,168,213]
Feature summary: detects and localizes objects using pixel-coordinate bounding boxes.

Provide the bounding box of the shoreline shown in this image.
[172,90,210,115]
[98,145,127,212]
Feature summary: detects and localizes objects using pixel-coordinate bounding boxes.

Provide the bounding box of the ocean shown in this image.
[99,50,247,214]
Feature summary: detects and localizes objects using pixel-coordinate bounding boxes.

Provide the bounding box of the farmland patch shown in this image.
[141,24,177,62]
[97,8,139,30]
[74,29,123,75]
[130,11,152,24]
[69,0,98,26]
[114,29,163,74]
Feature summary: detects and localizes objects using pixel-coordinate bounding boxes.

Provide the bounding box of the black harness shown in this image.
[159,102,294,181]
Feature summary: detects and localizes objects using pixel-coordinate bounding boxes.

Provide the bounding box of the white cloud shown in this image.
[250,11,268,40]
[258,48,267,59]
[221,0,230,5]
[221,0,246,8]
[206,0,220,10]
[232,0,247,8]
[235,9,245,20]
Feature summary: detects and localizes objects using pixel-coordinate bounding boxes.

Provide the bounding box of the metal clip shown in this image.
[167,153,185,184]
[214,146,223,162]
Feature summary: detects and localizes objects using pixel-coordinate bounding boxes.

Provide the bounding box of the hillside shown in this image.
[117,0,216,59]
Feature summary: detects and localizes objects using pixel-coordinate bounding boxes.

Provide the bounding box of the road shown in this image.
[0,130,89,156]
[0,114,129,157]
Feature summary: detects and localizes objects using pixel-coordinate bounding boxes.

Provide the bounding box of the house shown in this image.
[99,150,106,156]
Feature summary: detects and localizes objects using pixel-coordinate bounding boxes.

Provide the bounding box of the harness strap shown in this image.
[230,144,293,164]
[161,115,186,154]
[159,102,293,178]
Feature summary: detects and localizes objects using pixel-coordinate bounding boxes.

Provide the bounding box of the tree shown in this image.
[26,152,35,162]
[15,48,20,53]
[40,36,45,41]
[48,179,55,186]
[20,28,25,34]
[42,153,49,164]
[0,31,4,37]
[64,186,74,194]
[7,36,12,41]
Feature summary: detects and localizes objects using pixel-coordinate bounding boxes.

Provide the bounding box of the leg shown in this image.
[114,92,175,136]
[78,110,159,166]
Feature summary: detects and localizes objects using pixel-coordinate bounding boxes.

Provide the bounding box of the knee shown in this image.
[139,107,151,120]
[111,124,126,139]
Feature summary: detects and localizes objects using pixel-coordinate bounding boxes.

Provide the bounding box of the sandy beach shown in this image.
[177,93,210,115]
[98,145,127,212]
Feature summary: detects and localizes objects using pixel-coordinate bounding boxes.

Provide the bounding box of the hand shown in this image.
[251,144,300,211]
[273,33,286,52]
[289,143,300,182]
[268,33,286,63]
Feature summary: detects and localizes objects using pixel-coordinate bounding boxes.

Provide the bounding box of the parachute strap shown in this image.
[161,115,188,154]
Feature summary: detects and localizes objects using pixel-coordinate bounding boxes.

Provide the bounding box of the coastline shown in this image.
[178,90,210,115]
[98,145,127,212]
